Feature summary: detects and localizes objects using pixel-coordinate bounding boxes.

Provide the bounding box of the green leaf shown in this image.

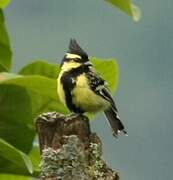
[0,138,33,175]
[19,61,67,113]
[0,10,12,71]
[0,72,21,82]
[0,174,31,180]
[91,57,119,93]
[29,145,40,172]
[3,75,67,113]
[19,60,60,79]
[2,75,58,99]
[0,73,67,152]
[0,0,11,9]
[105,0,141,21]
[0,83,35,153]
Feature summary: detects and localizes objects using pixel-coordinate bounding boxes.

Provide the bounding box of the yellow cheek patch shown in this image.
[61,61,81,72]
[66,53,81,59]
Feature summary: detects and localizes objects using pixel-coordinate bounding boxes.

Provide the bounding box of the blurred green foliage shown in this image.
[0,10,12,71]
[0,138,33,175]
[0,0,11,9]
[0,0,140,179]
[105,0,141,21]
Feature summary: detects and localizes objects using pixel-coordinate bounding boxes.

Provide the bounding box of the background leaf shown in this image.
[0,72,21,82]
[0,83,35,153]
[0,10,12,71]
[91,57,119,92]
[0,0,11,9]
[0,174,31,180]
[29,146,40,172]
[105,0,141,21]
[0,138,33,175]
[3,75,58,99]
[0,73,67,153]
[2,75,67,114]
[19,60,60,79]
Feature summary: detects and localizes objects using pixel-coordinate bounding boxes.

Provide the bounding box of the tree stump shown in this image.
[36,112,120,180]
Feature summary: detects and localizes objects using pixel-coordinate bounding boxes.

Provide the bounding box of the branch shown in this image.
[36,112,120,180]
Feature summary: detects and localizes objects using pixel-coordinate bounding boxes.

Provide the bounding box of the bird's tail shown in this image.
[104,107,127,137]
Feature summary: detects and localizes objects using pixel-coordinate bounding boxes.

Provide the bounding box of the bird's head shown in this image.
[60,39,91,70]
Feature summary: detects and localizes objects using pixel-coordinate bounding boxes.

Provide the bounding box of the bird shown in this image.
[57,39,127,137]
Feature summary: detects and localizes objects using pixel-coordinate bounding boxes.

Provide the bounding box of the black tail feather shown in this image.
[104,107,127,137]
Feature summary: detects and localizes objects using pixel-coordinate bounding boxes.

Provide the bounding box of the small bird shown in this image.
[57,39,127,137]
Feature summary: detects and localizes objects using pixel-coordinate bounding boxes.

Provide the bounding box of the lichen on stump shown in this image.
[36,112,120,180]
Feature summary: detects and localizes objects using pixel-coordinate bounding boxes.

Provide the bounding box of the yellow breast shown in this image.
[72,74,110,112]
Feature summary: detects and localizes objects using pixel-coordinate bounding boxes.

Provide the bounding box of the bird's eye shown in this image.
[73,58,82,63]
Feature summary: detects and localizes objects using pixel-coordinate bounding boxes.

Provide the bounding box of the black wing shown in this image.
[86,71,116,109]
[86,71,127,136]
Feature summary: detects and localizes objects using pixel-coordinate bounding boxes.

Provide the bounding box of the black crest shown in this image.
[68,39,88,59]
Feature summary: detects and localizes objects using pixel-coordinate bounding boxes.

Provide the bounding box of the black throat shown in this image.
[60,64,91,113]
